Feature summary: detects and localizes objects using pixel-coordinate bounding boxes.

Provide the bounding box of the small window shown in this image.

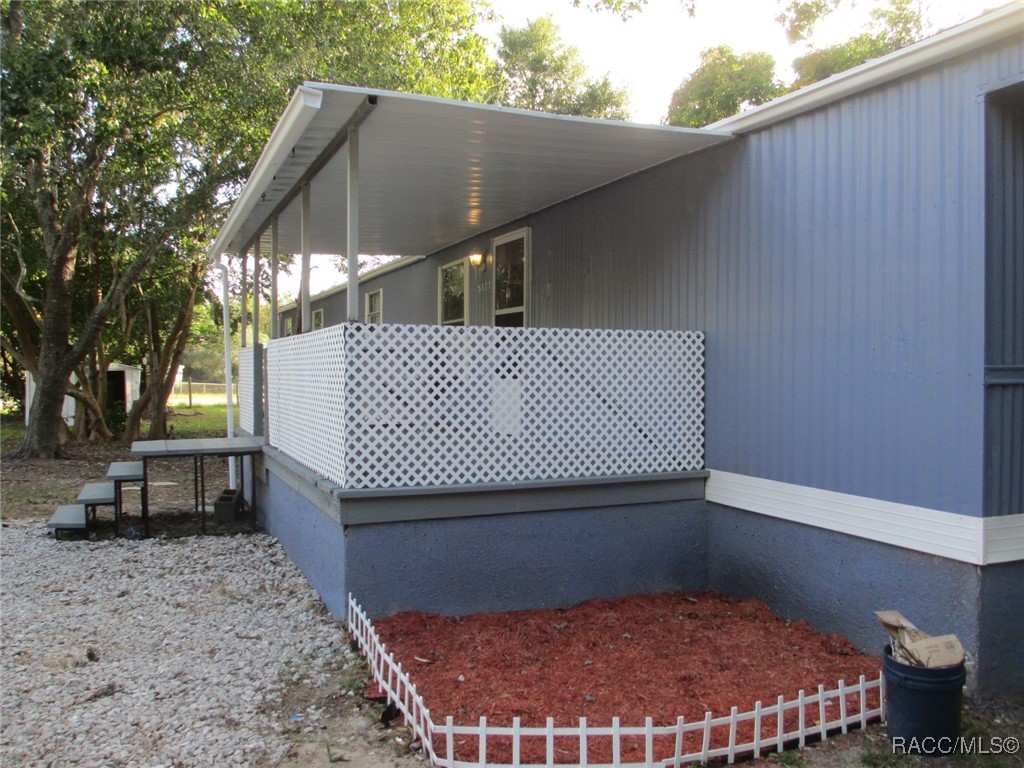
[312,308,324,330]
[438,259,467,326]
[493,229,529,327]
[365,289,383,324]
[283,316,294,337]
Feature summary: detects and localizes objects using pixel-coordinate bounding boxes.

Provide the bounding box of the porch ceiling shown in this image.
[213,83,733,258]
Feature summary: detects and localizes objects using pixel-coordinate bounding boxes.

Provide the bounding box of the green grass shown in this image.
[0,402,235,447]
[1,414,26,447]
[766,750,808,767]
[157,403,236,439]
[167,392,236,408]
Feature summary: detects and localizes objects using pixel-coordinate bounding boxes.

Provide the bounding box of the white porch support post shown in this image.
[270,219,279,340]
[251,237,263,437]
[300,182,312,333]
[240,249,248,348]
[252,238,261,343]
[213,253,237,488]
[346,126,359,322]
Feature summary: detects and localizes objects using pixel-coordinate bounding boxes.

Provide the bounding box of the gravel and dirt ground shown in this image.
[1,426,420,767]
[2,422,1021,767]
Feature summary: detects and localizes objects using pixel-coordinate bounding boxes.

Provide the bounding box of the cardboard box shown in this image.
[903,634,965,668]
[875,610,964,668]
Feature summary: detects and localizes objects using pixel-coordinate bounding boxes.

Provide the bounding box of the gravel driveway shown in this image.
[1,520,356,766]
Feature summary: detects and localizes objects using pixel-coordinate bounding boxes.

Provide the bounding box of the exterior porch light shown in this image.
[468,251,485,269]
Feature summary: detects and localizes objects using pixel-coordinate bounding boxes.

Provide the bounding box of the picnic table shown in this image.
[131,436,266,536]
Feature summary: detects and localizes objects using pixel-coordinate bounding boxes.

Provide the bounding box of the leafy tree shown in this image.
[666,46,784,127]
[180,300,228,383]
[664,0,924,126]
[776,0,843,43]
[791,33,892,86]
[574,0,697,19]
[1,0,498,456]
[791,0,923,87]
[496,16,630,119]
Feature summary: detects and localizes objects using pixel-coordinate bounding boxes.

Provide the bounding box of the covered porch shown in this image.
[214,84,729,515]
[208,83,731,341]
[210,84,728,620]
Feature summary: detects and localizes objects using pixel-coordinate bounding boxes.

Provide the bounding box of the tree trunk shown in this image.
[66,380,115,443]
[125,267,201,441]
[125,385,153,443]
[147,280,199,440]
[14,160,88,458]
[18,218,79,457]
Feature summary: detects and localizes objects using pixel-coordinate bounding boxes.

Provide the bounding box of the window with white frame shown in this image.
[312,308,324,330]
[438,259,467,326]
[493,228,530,327]
[365,289,383,324]
[283,316,294,337]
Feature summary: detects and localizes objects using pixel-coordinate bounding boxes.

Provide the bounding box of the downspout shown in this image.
[212,254,237,488]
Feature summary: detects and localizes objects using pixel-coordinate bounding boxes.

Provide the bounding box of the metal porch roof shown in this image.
[211,84,732,259]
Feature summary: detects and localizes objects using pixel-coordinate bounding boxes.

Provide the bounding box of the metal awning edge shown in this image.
[206,85,324,261]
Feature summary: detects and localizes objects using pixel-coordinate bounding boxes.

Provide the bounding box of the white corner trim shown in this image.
[984,515,1024,565]
[706,470,1024,565]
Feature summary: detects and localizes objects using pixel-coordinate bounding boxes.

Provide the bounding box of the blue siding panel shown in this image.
[524,41,1023,517]
[984,82,1024,517]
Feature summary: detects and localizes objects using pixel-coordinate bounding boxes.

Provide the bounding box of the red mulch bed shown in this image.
[373,591,881,765]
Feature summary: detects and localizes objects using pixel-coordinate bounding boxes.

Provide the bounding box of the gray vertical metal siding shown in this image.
[321,291,346,327]
[359,259,437,325]
[274,258,439,330]
[525,41,1023,517]
[984,83,1024,517]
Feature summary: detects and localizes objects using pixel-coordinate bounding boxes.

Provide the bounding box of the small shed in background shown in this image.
[24,364,142,426]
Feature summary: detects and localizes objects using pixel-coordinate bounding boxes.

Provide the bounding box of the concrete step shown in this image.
[107,461,144,483]
[77,482,116,506]
[47,504,87,531]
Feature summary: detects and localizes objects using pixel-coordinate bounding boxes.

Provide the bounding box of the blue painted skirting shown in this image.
[254,458,1023,697]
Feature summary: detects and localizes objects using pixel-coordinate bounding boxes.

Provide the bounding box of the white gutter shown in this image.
[206,85,324,261]
[709,2,1024,134]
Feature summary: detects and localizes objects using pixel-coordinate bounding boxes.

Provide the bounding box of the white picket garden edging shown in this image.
[347,595,884,768]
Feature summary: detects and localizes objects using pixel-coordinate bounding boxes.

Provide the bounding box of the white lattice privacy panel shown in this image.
[265,323,704,489]
[266,326,348,484]
[237,345,255,435]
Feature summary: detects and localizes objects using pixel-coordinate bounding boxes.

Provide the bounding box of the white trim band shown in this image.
[706,470,1024,565]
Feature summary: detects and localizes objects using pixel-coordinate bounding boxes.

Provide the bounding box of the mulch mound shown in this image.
[374,591,881,764]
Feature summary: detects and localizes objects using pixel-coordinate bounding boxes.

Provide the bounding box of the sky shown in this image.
[280,0,999,296]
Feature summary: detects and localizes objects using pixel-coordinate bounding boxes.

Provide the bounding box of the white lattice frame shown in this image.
[266,325,347,484]
[237,345,255,435]
[267,323,704,490]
